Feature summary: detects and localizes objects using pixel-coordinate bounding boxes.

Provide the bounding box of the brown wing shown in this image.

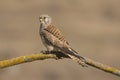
[44,24,69,45]
[42,28,82,58]
[42,24,86,66]
[42,24,80,55]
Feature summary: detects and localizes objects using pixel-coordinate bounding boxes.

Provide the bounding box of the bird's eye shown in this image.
[44,17,46,19]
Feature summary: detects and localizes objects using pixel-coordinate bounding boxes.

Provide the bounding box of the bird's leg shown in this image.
[51,51,70,59]
[41,50,59,54]
[41,50,69,59]
[41,50,51,54]
[41,50,58,54]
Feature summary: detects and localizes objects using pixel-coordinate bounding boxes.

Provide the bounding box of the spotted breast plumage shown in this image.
[39,14,87,66]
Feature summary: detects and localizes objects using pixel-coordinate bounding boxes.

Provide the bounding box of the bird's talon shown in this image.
[41,50,50,54]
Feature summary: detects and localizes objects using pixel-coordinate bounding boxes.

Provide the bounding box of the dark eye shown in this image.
[44,17,46,19]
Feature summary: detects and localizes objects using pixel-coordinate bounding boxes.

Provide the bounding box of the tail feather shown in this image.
[66,48,87,67]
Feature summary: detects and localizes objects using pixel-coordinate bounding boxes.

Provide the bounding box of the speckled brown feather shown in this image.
[42,24,81,56]
[44,24,69,45]
[41,29,87,67]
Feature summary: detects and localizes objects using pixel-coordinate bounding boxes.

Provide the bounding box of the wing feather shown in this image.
[44,24,69,45]
[42,24,86,64]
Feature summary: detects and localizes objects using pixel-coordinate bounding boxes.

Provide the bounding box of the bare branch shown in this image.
[0,54,57,68]
[0,53,120,77]
[84,57,120,77]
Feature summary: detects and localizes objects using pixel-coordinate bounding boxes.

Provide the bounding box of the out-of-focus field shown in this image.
[0,0,120,80]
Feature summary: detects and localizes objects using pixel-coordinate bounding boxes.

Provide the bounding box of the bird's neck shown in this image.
[40,23,50,32]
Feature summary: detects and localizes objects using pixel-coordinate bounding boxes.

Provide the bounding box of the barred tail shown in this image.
[66,48,87,67]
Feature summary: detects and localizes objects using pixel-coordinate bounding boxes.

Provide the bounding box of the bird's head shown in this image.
[39,14,52,25]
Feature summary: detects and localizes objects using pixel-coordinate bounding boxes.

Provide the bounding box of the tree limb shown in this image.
[0,53,120,77]
[84,57,120,77]
[0,54,57,68]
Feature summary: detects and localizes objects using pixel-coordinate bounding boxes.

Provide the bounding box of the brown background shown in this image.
[0,0,120,80]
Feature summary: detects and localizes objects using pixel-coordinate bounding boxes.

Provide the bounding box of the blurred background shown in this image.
[0,0,120,80]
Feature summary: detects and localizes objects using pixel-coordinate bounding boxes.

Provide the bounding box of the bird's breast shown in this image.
[40,24,43,31]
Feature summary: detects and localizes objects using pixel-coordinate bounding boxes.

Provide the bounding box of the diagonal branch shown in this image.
[84,57,120,77]
[0,54,57,68]
[0,53,120,77]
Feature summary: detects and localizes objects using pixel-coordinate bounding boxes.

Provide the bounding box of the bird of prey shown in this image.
[39,14,86,67]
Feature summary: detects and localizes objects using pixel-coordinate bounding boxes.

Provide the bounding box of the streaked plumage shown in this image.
[39,14,86,66]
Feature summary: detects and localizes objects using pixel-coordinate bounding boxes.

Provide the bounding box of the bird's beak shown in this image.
[39,18,43,22]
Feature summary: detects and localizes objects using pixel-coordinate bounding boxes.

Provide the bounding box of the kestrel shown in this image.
[39,14,86,67]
